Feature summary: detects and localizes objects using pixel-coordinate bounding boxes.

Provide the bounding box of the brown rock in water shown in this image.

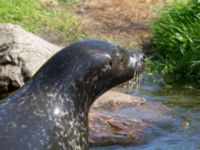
[0,23,60,97]
[92,91,145,110]
[89,112,148,147]
[89,91,147,147]
[89,91,173,147]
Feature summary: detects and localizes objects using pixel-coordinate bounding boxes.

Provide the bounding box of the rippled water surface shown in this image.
[92,75,200,150]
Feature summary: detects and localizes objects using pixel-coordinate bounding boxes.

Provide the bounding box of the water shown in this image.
[92,75,200,150]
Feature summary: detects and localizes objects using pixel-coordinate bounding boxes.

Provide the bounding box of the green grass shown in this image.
[0,0,84,43]
[150,0,200,86]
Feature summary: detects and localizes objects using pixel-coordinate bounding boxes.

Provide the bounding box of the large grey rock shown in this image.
[0,23,60,97]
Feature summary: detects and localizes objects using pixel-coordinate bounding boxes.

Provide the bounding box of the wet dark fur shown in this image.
[0,40,145,150]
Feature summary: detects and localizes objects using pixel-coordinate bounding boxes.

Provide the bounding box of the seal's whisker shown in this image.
[128,66,145,94]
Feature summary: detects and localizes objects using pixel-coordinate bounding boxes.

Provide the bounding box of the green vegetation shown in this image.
[0,0,84,43]
[150,0,200,86]
[1,0,199,86]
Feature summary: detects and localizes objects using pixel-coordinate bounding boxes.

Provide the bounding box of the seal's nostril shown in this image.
[109,61,112,67]
[140,54,146,62]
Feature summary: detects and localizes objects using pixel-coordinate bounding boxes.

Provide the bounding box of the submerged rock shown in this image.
[89,91,174,147]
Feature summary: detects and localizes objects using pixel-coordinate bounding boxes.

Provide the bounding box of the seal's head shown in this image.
[35,40,145,108]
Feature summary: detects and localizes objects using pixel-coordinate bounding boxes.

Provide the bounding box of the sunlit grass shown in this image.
[150,0,200,86]
[0,0,84,44]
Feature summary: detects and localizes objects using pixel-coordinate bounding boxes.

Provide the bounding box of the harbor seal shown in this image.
[0,40,145,150]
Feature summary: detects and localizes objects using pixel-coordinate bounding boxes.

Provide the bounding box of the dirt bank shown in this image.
[77,0,163,48]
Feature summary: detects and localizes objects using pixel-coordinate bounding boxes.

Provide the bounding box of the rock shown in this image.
[89,91,147,146]
[0,23,60,97]
[92,91,145,110]
[89,91,174,147]
[89,113,148,147]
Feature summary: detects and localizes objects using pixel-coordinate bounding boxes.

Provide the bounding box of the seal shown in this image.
[0,40,145,150]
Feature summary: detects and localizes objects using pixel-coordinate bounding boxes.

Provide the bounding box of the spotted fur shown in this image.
[0,40,145,150]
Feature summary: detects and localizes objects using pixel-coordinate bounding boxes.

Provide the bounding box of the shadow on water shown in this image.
[91,75,200,150]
